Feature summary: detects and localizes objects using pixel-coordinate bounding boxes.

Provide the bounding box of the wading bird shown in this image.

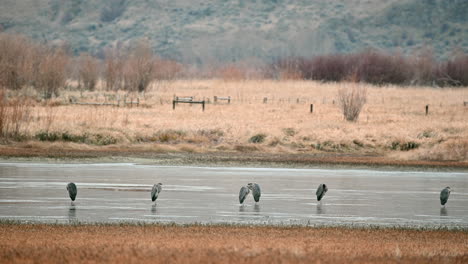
[66,182,77,203]
[316,183,328,202]
[239,183,261,204]
[440,186,451,207]
[151,183,163,202]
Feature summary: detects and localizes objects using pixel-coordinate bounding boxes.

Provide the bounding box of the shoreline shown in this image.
[1,146,467,171]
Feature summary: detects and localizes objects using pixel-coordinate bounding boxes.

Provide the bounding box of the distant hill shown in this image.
[0,0,467,63]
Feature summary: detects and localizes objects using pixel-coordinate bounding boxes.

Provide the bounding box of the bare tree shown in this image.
[78,53,99,91]
[34,47,69,99]
[104,47,124,91]
[123,39,155,93]
[337,85,367,122]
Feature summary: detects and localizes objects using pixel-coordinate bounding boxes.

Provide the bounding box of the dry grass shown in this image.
[2,80,468,161]
[0,224,467,263]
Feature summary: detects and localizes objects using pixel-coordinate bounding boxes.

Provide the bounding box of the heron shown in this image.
[316,183,328,202]
[66,182,77,203]
[151,183,163,202]
[440,186,451,207]
[239,183,261,204]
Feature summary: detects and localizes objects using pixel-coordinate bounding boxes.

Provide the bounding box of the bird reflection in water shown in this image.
[239,205,246,213]
[151,204,157,214]
[440,207,448,216]
[316,203,325,215]
[254,204,261,213]
[68,205,77,222]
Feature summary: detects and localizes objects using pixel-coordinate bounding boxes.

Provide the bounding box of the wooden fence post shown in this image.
[202,100,205,112]
[263,97,267,104]
[173,100,176,110]
[425,104,429,115]
[214,96,217,103]
[228,96,231,104]
[310,104,314,113]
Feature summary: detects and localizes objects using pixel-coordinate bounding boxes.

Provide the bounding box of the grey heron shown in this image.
[316,183,328,202]
[248,183,261,203]
[66,182,77,202]
[440,186,451,206]
[151,183,163,202]
[239,183,261,204]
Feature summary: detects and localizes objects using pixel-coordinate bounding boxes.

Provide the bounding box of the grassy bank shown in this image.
[1,80,467,164]
[0,224,467,263]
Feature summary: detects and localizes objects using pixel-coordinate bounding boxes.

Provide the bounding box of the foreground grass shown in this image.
[0,224,467,263]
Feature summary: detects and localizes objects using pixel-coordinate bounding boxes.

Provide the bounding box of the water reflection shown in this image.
[440,207,448,216]
[239,205,245,212]
[68,205,77,222]
[316,204,325,214]
[151,204,157,214]
[254,204,261,213]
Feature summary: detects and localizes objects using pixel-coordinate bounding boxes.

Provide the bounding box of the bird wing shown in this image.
[151,184,159,201]
[252,184,261,202]
[239,186,250,204]
[316,184,324,196]
[67,183,77,201]
[316,184,326,201]
[440,188,450,205]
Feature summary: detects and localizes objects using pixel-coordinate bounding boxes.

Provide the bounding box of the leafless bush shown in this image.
[77,53,99,91]
[153,58,183,80]
[104,47,124,91]
[352,50,412,85]
[0,33,35,90]
[337,85,367,122]
[411,47,437,85]
[34,47,69,99]
[123,40,155,92]
[441,52,468,86]
[0,90,31,138]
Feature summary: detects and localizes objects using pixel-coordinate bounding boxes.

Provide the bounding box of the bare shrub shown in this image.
[34,47,69,99]
[123,40,155,92]
[0,90,31,138]
[77,53,99,91]
[310,54,350,82]
[442,53,468,86]
[411,47,437,85]
[104,47,124,91]
[0,33,35,90]
[352,50,412,85]
[337,85,367,122]
[153,58,183,80]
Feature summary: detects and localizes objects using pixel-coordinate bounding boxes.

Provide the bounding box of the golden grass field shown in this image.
[0,224,467,263]
[3,80,468,163]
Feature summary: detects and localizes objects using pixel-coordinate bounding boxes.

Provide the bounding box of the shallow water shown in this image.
[0,163,467,228]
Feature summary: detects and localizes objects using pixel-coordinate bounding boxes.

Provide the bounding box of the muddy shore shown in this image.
[1,144,467,170]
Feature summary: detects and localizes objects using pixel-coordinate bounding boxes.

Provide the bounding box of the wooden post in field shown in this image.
[202,100,205,112]
[214,96,217,103]
[310,104,314,113]
[172,99,176,110]
[137,98,140,107]
[263,97,267,104]
[297,98,300,104]
[425,104,429,115]
[464,101,467,106]
[228,96,231,104]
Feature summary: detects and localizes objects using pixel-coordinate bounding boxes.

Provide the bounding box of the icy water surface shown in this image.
[0,163,467,228]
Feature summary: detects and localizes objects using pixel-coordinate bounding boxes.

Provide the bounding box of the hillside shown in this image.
[0,0,467,63]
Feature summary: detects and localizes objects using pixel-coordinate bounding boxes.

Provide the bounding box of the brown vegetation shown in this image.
[0,224,467,263]
[0,80,467,163]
